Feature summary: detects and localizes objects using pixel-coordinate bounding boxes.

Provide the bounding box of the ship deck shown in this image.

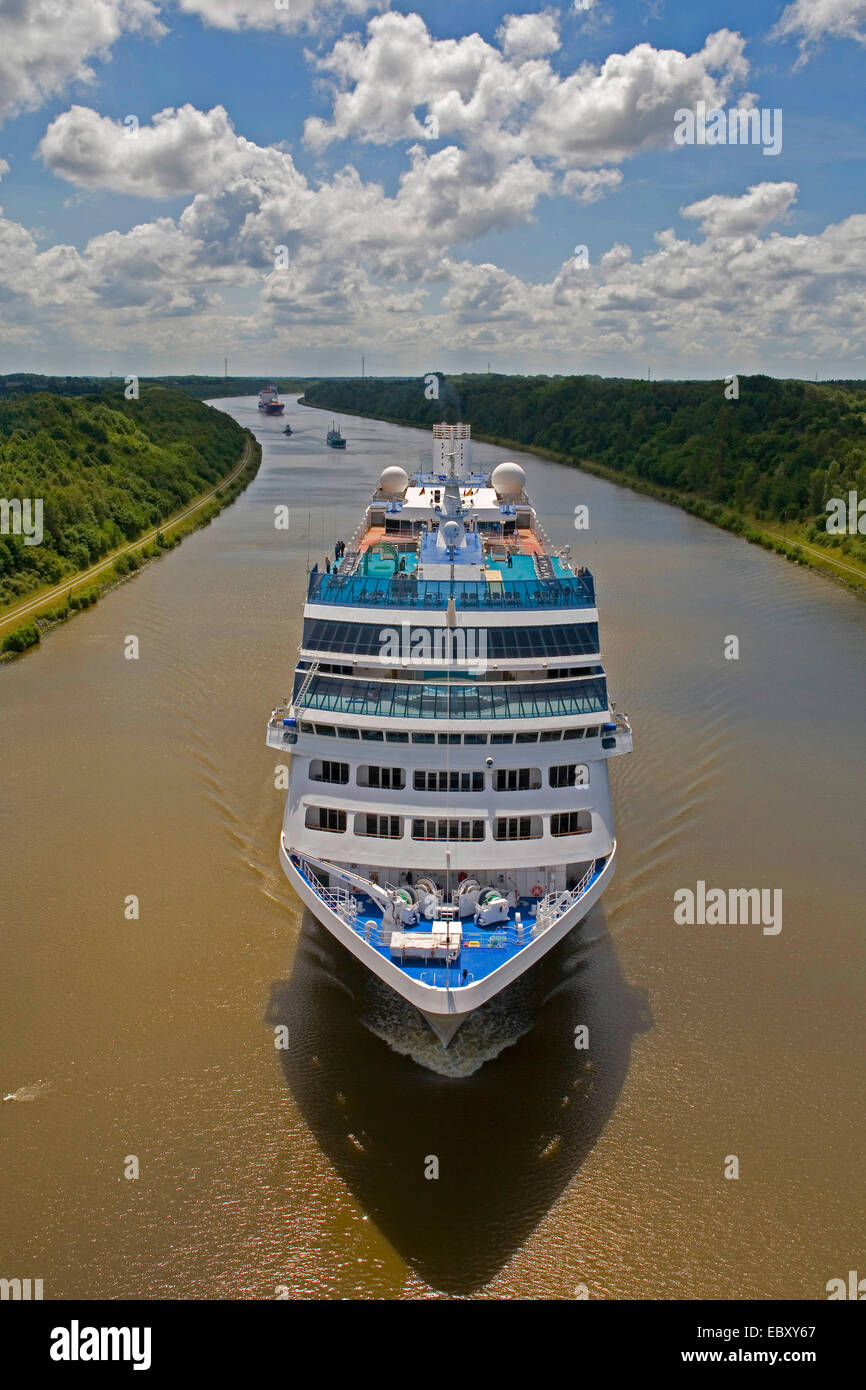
[293,856,607,989]
[355,532,575,582]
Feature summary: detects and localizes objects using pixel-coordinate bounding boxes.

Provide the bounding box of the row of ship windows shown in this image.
[311,761,590,790]
[301,619,600,659]
[313,663,594,679]
[298,721,604,744]
[305,809,593,840]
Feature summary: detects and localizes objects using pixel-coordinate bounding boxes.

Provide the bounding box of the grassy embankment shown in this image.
[0,385,261,657]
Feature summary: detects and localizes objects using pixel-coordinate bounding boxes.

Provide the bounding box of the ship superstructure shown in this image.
[267,424,632,1046]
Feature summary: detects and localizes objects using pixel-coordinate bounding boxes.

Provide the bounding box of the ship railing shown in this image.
[301,859,359,927]
[533,860,603,933]
[306,571,596,611]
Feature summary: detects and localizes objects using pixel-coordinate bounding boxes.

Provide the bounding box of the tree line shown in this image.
[0,386,247,606]
[301,373,866,563]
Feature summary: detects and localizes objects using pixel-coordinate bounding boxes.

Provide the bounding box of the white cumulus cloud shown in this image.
[681,182,798,238]
[496,10,560,62]
[772,0,866,61]
[0,0,164,125]
[39,104,298,199]
[175,0,386,31]
[304,14,750,171]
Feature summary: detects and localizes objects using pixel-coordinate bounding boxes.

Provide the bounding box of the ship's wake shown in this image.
[359,976,536,1078]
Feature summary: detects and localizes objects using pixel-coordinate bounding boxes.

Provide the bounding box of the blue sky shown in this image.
[0,0,864,378]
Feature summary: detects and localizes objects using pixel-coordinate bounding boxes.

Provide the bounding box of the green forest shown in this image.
[0,386,248,607]
[0,373,309,402]
[302,374,866,566]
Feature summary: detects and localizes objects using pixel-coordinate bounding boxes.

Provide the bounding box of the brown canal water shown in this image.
[0,396,863,1299]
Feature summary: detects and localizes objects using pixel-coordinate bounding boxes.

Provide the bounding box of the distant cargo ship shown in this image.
[326,424,346,449]
[258,385,285,415]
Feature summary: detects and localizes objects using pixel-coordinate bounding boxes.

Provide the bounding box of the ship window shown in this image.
[310,760,349,785]
[356,814,402,839]
[540,730,562,742]
[412,732,436,744]
[337,726,360,739]
[300,721,315,733]
[494,768,541,791]
[549,764,589,788]
[493,816,542,840]
[438,733,461,745]
[584,727,600,739]
[304,807,346,833]
[563,728,584,740]
[490,733,513,744]
[411,819,485,841]
[385,731,409,743]
[358,766,405,790]
[314,724,337,737]
[414,771,484,792]
[463,734,488,745]
[551,811,592,836]
[516,732,538,743]
[360,729,384,741]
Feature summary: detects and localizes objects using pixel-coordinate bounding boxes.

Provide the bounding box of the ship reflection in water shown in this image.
[266,907,651,1294]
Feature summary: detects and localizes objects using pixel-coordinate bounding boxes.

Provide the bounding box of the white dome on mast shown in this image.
[491,461,525,498]
[378,466,409,495]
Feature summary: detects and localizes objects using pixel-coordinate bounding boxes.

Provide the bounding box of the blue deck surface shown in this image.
[484,553,573,580]
[350,892,540,988]
[297,860,605,990]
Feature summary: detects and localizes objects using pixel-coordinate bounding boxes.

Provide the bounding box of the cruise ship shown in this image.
[267,424,632,1047]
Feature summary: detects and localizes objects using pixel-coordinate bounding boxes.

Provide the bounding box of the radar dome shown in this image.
[491,462,525,499]
[441,519,462,549]
[378,466,409,496]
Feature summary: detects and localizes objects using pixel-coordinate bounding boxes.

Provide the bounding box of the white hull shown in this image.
[281,837,617,1045]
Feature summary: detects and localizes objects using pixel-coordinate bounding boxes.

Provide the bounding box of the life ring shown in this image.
[531,883,544,898]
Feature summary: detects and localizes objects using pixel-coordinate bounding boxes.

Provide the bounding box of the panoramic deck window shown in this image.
[493,816,542,840]
[310,759,349,785]
[551,810,593,836]
[301,617,601,660]
[295,673,609,722]
[549,763,589,788]
[304,807,346,833]
[414,770,484,792]
[355,814,402,839]
[411,818,485,841]
[358,765,405,790]
[494,767,541,791]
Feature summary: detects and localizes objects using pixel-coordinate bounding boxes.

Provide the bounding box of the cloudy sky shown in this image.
[0,0,864,378]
